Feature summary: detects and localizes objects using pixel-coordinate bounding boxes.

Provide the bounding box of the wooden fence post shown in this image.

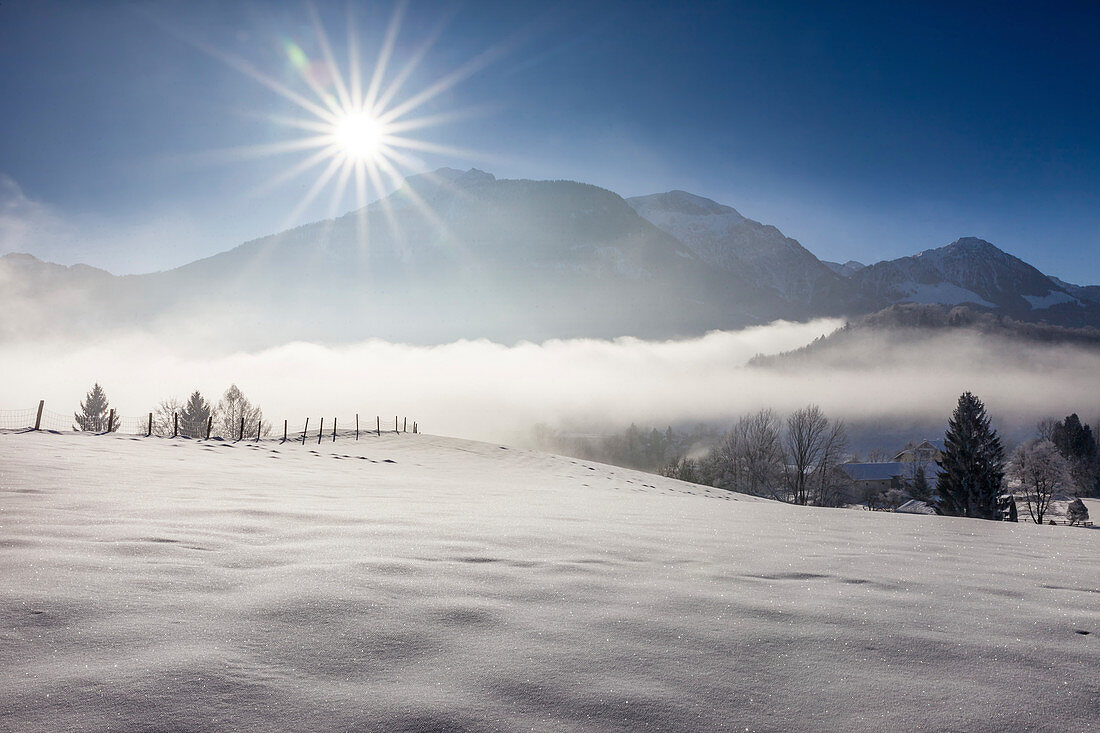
[173,412,178,438]
[283,419,288,442]
[376,416,380,437]
[34,400,44,431]
[318,417,324,444]
[257,419,262,442]
[302,418,309,445]
[403,417,407,433]
[356,414,359,441]
[395,415,398,434]
[332,418,337,442]
[238,416,244,442]
[107,409,115,434]
[147,412,152,437]
[206,416,212,440]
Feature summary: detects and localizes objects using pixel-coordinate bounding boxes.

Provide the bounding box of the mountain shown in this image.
[846,237,1100,325]
[1048,275,1100,306]
[3,170,1099,345]
[822,260,866,277]
[0,169,794,346]
[626,191,855,314]
[748,303,1100,370]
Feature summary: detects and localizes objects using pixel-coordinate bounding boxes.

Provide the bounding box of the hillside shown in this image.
[749,304,1100,369]
[1,430,1096,731]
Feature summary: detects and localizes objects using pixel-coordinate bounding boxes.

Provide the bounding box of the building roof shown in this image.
[840,462,908,482]
[897,499,936,515]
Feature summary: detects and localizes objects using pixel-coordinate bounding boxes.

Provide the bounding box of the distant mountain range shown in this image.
[2,167,1098,345]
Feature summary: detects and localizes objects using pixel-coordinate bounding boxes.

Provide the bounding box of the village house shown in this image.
[840,439,943,505]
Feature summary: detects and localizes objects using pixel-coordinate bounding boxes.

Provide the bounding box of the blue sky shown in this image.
[1,0,1098,281]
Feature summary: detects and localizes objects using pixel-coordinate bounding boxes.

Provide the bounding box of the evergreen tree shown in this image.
[1051,414,1096,461]
[935,392,1005,520]
[1049,413,1100,496]
[74,383,111,432]
[908,464,933,501]
[179,390,214,439]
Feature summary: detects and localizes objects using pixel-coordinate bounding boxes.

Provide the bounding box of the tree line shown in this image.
[659,406,851,506]
[535,393,1098,522]
[74,383,270,440]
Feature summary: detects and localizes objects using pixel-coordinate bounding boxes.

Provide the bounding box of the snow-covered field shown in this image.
[1,431,1096,732]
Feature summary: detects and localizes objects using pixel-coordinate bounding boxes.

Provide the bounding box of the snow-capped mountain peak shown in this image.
[849,237,1087,316]
[626,190,846,312]
[628,190,740,217]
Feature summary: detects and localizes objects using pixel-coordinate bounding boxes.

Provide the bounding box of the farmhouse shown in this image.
[840,440,943,500]
[839,461,910,494]
[894,439,943,463]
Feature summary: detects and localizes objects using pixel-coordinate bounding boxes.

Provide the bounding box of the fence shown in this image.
[0,401,419,442]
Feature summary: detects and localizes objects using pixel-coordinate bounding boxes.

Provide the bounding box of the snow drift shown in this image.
[1,431,1096,731]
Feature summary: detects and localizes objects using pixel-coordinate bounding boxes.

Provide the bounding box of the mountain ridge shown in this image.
[2,168,1098,344]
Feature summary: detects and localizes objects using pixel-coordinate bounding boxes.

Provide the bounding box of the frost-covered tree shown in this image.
[1007,439,1073,524]
[179,391,215,439]
[707,409,786,498]
[1065,498,1089,526]
[216,385,269,440]
[152,397,184,436]
[74,383,111,432]
[935,392,1005,520]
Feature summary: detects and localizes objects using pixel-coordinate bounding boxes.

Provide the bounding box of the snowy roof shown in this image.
[897,500,936,515]
[841,462,907,481]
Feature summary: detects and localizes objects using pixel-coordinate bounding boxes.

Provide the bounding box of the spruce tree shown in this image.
[908,464,933,501]
[935,392,1005,519]
[74,383,110,432]
[179,390,214,439]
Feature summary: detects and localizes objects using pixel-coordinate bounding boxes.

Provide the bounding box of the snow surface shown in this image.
[895,281,997,307]
[1,431,1096,732]
[1023,291,1080,310]
[627,192,835,303]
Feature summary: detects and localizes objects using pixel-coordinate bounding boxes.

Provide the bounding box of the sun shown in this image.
[186,4,493,237]
[333,111,385,162]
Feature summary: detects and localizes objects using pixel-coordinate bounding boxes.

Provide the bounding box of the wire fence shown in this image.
[0,402,419,442]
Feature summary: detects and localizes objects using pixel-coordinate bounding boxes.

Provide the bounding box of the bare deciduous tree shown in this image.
[216,385,270,440]
[1007,439,1073,524]
[1036,417,1058,443]
[740,409,786,499]
[812,418,850,507]
[784,405,829,505]
[152,397,183,436]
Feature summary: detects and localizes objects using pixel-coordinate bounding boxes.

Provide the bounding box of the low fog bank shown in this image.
[1,318,1097,446]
